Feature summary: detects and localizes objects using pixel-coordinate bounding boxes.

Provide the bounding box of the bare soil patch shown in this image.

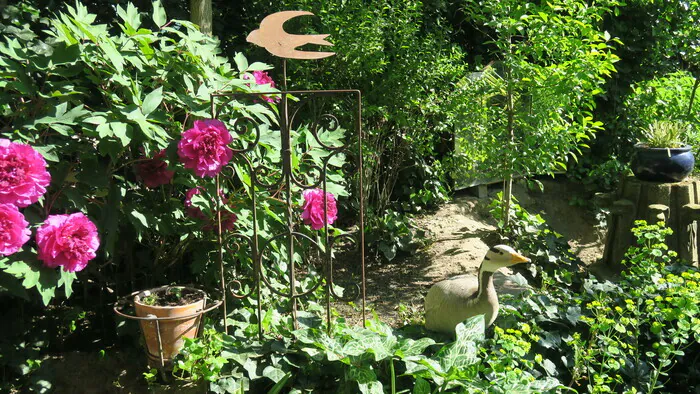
[354,177,604,327]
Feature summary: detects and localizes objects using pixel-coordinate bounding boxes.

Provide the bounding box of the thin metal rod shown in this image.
[323,164,332,334]
[357,91,366,327]
[280,87,298,330]
[251,169,263,340]
[211,97,229,335]
[216,174,228,334]
[155,319,165,368]
[282,59,288,91]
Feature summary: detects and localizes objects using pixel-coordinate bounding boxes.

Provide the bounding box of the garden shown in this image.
[1,0,700,393]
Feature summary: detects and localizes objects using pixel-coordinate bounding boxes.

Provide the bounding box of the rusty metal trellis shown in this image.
[211,88,364,336]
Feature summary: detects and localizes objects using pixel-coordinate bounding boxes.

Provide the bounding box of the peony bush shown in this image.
[0,2,349,308]
[0,2,280,305]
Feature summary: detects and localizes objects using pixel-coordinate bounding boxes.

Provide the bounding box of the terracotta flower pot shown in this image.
[133,286,206,365]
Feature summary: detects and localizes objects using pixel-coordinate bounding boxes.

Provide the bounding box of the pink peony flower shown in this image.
[36,213,100,273]
[184,187,237,232]
[177,119,233,178]
[301,189,338,230]
[0,203,30,256]
[136,149,174,188]
[244,70,280,103]
[0,139,51,207]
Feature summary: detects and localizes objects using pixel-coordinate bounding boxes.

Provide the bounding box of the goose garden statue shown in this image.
[424,245,530,335]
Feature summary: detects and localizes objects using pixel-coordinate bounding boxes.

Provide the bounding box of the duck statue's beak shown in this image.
[510,252,530,264]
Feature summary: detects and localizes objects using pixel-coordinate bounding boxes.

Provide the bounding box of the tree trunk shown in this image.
[190,0,212,35]
[688,76,699,119]
[502,41,515,231]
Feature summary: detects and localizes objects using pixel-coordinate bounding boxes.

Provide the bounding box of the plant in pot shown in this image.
[631,120,695,183]
[132,285,209,367]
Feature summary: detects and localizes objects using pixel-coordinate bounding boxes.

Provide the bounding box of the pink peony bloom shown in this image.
[301,189,338,230]
[0,203,30,256]
[177,119,233,178]
[0,139,51,207]
[184,187,237,232]
[244,70,280,103]
[137,149,174,188]
[36,213,100,273]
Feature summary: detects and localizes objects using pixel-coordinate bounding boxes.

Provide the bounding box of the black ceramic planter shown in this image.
[631,143,695,183]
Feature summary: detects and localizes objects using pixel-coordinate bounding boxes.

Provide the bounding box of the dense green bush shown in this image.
[586,0,699,164]
[449,0,620,225]
[622,71,700,155]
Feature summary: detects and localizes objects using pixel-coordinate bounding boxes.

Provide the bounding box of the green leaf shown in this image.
[152,0,167,27]
[51,42,81,65]
[100,40,124,73]
[142,87,163,116]
[59,268,77,298]
[0,270,30,300]
[262,365,286,383]
[5,261,40,288]
[233,52,248,72]
[110,122,132,146]
[455,315,485,343]
[267,372,291,394]
[247,62,272,71]
[33,145,59,162]
[130,210,149,228]
[36,266,59,306]
[440,316,484,371]
[413,377,431,394]
[398,337,435,357]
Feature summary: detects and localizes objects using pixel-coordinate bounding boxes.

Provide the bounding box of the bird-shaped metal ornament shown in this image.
[247,11,335,60]
[424,245,530,335]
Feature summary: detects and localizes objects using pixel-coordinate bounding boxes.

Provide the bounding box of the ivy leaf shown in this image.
[358,381,384,394]
[455,315,485,343]
[565,306,581,325]
[262,365,286,383]
[541,358,558,376]
[268,372,291,394]
[242,358,258,380]
[348,366,378,386]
